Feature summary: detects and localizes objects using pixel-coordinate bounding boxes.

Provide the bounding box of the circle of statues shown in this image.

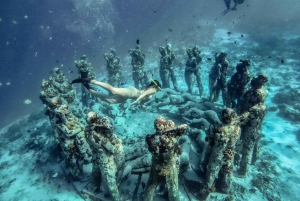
[40,43,268,201]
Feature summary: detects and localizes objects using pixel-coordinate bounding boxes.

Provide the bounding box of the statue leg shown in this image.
[195,69,203,96]
[166,158,180,201]
[185,70,193,93]
[170,67,179,91]
[102,158,121,201]
[132,71,139,89]
[160,68,170,88]
[238,140,255,177]
[219,165,233,193]
[143,166,164,201]
[251,138,260,165]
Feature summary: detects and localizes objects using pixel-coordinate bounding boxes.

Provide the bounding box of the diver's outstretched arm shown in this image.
[130,88,156,105]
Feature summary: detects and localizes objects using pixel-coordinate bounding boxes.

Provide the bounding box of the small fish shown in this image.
[197,26,200,28]
[55,59,59,63]
[136,39,139,45]
[168,28,172,32]
[234,41,237,44]
[6,82,11,86]
[12,20,18,25]
[241,34,244,37]
[281,59,284,64]
[227,32,231,36]
[121,82,126,85]
[153,10,156,13]
[35,52,38,57]
[49,11,53,14]
[141,181,146,190]
[207,58,212,61]
[27,130,31,132]
[52,172,58,178]
[69,71,73,73]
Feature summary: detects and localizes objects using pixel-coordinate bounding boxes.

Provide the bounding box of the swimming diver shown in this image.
[71,78,161,105]
[222,0,245,16]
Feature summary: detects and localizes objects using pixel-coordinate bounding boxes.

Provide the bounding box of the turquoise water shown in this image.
[0,1,300,200]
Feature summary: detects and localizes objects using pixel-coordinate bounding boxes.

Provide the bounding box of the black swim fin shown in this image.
[70,77,93,84]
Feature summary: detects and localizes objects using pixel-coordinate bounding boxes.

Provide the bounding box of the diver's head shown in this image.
[147,79,162,90]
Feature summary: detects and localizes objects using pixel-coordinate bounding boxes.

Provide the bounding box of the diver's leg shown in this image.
[89,89,117,104]
[232,0,238,10]
[90,80,122,95]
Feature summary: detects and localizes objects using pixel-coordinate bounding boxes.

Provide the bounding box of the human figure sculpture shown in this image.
[200,108,248,200]
[209,52,229,103]
[74,55,96,79]
[103,48,122,87]
[85,111,125,201]
[236,74,269,115]
[159,44,178,91]
[236,74,269,176]
[129,45,148,89]
[225,59,251,108]
[237,103,267,177]
[40,68,82,117]
[143,116,187,201]
[185,46,203,96]
[74,55,96,107]
[47,97,92,180]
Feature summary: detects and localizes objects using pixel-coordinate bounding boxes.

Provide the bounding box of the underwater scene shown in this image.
[0,0,300,200]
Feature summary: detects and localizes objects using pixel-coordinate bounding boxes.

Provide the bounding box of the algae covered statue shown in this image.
[85,111,125,201]
[185,45,204,96]
[129,44,148,89]
[200,108,248,200]
[225,59,251,108]
[46,97,92,180]
[143,116,187,201]
[209,52,229,103]
[74,55,96,107]
[104,48,122,87]
[236,74,269,177]
[159,44,178,91]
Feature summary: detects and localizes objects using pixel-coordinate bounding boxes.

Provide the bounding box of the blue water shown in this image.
[0,0,300,200]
